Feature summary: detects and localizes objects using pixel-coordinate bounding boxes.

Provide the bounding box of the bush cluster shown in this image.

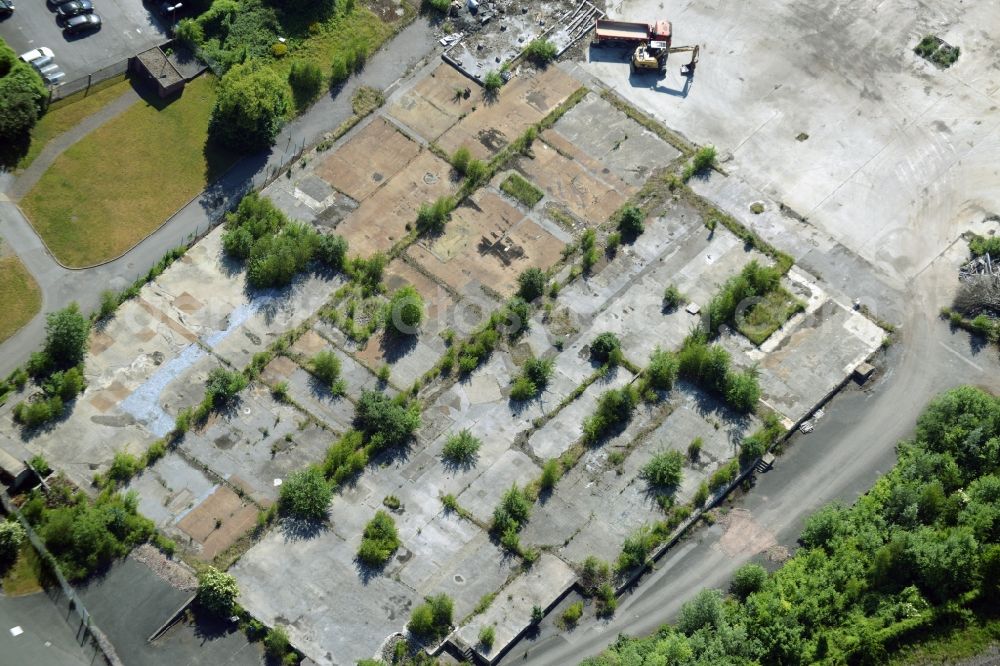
[308,350,346,395]
[21,486,155,581]
[706,260,782,336]
[590,386,1000,666]
[491,484,532,547]
[677,333,760,413]
[279,466,332,521]
[223,193,348,288]
[441,430,481,466]
[681,145,717,181]
[969,233,1000,259]
[509,356,554,401]
[415,196,455,234]
[517,267,547,301]
[387,286,424,336]
[197,566,240,616]
[0,520,26,564]
[355,390,420,451]
[641,449,685,490]
[210,61,290,152]
[523,38,557,64]
[590,332,622,366]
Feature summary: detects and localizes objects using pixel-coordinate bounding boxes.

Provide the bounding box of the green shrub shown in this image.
[492,484,532,534]
[330,55,350,84]
[523,38,557,64]
[708,460,739,492]
[560,601,584,628]
[646,347,678,391]
[464,159,489,186]
[687,437,703,461]
[969,234,1000,258]
[107,451,142,484]
[309,350,342,388]
[693,481,709,507]
[409,593,454,640]
[350,252,387,291]
[582,386,637,444]
[641,450,684,489]
[205,367,247,407]
[590,332,622,365]
[99,290,120,319]
[596,582,617,617]
[510,376,537,401]
[663,284,684,310]
[174,18,204,48]
[279,467,332,520]
[355,390,420,450]
[416,196,455,234]
[29,454,51,477]
[387,286,424,335]
[451,146,472,174]
[442,430,481,466]
[539,459,561,490]
[517,267,547,301]
[479,625,496,649]
[617,524,657,571]
[210,61,290,152]
[618,205,645,238]
[483,70,503,94]
[358,510,400,566]
[315,234,348,271]
[725,367,760,413]
[197,567,239,615]
[263,625,290,658]
[44,303,90,369]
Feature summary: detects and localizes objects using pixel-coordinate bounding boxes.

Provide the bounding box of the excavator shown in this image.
[631,41,699,76]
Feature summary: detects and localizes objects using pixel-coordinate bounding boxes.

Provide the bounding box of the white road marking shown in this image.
[937,340,983,372]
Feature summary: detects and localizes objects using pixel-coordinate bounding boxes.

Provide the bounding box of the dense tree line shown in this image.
[584,386,1000,665]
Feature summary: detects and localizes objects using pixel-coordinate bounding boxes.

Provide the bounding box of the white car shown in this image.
[19,47,54,63]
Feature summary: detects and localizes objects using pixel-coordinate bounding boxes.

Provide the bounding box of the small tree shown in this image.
[442,430,481,466]
[388,286,424,335]
[524,38,557,64]
[205,367,247,407]
[279,466,332,521]
[289,60,324,108]
[210,62,291,152]
[646,347,678,391]
[641,450,684,489]
[517,267,546,301]
[197,567,239,616]
[451,146,472,175]
[0,520,26,563]
[409,593,454,640]
[44,303,90,369]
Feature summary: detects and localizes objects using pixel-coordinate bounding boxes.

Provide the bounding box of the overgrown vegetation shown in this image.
[583,386,638,444]
[0,37,48,167]
[523,38,557,65]
[678,331,760,413]
[914,35,960,68]
[509,356,554,401]
[681,145,717,181]
[441,430,481,467]
[20,484,155,581]
[409,593,454,641]
[222,192,348,288]
[586,386,1000,666]
[500,173,544,208]
[517,267,547,301]
[197,566,240,616]
[357,510,400,567]
[279,466,332,521]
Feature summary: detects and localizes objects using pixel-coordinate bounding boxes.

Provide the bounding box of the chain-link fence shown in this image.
[49,58,131,103]
[0,488,119,666]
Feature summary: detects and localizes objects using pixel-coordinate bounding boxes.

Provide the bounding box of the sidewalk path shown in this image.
[0,17,439,377]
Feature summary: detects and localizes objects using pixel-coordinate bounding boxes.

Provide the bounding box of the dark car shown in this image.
[0,0,15,16]
[62,11,100,33]
[56,0,91,17]
[48,0,79,8]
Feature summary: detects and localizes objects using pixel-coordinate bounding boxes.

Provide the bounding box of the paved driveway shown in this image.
[0,0,169,84]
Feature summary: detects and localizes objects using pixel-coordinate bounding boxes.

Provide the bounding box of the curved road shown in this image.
[0,17,439,378]
[502,258,1000,665]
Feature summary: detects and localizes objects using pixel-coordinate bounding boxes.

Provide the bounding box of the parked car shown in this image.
[56,0,92,17]
[38,62,60,75]
[48,0,79,8]
[19,47,54,62]
[41,69,65,84]
[30,54,54,69]
[0,0,14,17]
[62,12,100,33]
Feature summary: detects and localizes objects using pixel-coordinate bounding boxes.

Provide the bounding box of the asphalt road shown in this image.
[0,16,440,378]
[0,0,169,83]
[501,259,1000,665]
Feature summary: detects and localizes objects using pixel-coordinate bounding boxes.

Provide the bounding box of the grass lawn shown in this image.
[21,75,239,268]
[1,542,44,596]
[0,255,42,343]
[18,76,132,170]
[737,287,804,345]
[501,173,544,208]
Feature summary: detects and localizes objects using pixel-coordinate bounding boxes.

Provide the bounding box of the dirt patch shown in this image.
[386,63,479,142]
[176,485,260,561]
[314,117,421,201]
[714,508,777,558]
[337,150,456,256]
[517,141,626,226]
[436,66,582,160]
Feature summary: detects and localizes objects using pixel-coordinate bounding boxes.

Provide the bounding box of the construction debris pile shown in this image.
[955,253,1000,317]
[441,0,602,83]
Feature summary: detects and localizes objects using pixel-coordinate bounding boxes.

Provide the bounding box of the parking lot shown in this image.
[0,0,170,85]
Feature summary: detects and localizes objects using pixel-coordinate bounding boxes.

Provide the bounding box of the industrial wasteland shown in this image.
[0,0,998,664]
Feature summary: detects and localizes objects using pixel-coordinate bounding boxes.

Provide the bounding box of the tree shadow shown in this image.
[353,549,398,585]
[278,516,328,542]
[188,605,242,641]
[377,330,418,364]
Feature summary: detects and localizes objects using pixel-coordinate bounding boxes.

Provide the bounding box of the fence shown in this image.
[0,488,119,666]
[49,58,131,104]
